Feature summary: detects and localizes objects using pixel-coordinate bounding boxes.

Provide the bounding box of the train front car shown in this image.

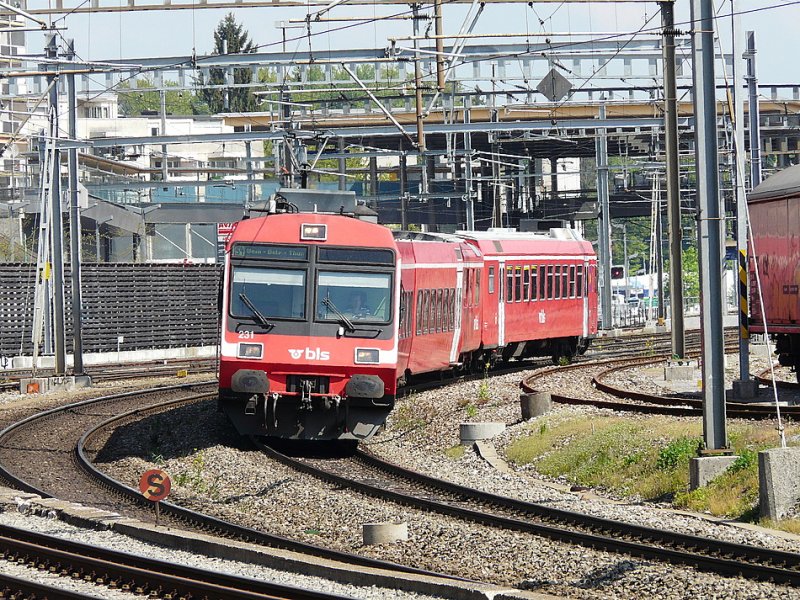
[218,212,399,441]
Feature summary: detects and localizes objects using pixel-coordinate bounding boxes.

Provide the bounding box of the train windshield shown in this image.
[316,271,392,324]
[230,267,307,320]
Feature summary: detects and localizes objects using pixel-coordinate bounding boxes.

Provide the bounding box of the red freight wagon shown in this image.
[748,164,800,382]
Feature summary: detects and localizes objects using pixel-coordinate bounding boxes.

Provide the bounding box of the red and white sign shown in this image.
[138,469,171,502]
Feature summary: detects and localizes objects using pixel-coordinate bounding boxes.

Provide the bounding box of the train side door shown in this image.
[481,261,499,349]
[497,259,506,347]
[582,259,590,338]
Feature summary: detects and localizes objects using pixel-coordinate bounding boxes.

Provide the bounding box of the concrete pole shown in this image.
[731,3,750,385]
[662,1,685,358]
[745,31,762,187]
[46,33,67,375]
[66,40,84,375]
[596,103,613,330]
[691,0,728,451]
[369,156,378,197]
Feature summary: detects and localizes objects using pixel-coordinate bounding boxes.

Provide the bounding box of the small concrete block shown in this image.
[363,522,408,545]
[759,447,800,520]
[20,378,49,394]
[459,422,506,445]
[689,455,738,490]
[520,392,552,420]
[664,360,699,382]
[730,379,759,401]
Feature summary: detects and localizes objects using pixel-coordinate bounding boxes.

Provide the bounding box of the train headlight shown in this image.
[238,343,263,359]
[301,223,327,241]
[355,348,380,364]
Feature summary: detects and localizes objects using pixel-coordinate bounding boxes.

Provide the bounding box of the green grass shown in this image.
[505,416,799,519]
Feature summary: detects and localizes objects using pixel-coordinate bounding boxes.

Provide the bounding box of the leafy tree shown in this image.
[200,13,258,113]
[117,79,209,117]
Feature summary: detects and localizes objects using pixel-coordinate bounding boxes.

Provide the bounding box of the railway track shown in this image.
[0,383,465,590]
[0,358,218,393]
[0,522,349,600]
[257,442,800,586]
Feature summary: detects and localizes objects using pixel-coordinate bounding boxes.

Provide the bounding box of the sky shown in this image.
[22,0,800,89]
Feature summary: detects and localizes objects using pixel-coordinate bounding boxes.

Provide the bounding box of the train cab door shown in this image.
[586,261,598,332]
[582,259,590,338]
[482,261,499,349]
[449,262,464,364]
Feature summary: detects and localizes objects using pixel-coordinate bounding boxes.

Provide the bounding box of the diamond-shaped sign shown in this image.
[536,68,573,102]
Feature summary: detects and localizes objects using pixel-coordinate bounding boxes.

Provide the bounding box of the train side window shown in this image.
[514,266,522,302]
[465,269,472,308]
[416,290,423,335]
[488,266,495,294]
[474,268,481,305]
[569,265,576,298]
[399,290,407,339]
[531,266,538,301]
[546,265,554,299]
[576,266,584,297]
[562,265,568,299]
[437,289,444,332]
[425,289,432,334]
[506,266,514,303]
[450,289,456,330]
[441,289,447,331]
[455,288,463,329]
[554,266,561,299]
[523,267,530,301]
[540,265,547,299]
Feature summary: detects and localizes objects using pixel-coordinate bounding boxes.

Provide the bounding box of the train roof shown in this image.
[748,164,800,203]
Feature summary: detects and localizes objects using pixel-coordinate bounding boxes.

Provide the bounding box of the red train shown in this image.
[748,164,800,382]
[218,190,598,440]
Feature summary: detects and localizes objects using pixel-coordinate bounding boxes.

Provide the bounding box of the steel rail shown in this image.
[257,441,800,586]
[70,389,465,582]
[0,523,348,600]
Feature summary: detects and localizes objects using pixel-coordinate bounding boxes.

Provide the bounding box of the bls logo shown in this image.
[288,347,330,361]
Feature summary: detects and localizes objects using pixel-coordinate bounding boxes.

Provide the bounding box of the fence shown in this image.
[0,263,221,357]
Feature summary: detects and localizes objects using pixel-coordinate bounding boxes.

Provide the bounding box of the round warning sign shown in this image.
[138,469,171,502]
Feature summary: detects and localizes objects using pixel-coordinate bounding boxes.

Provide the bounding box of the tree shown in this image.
[117,78,209,117]
[200,13,258,114]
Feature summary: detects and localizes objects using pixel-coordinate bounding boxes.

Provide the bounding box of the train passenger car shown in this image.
[748,164,800,382]
[219,190,598,441]
[462,230,598,364]
[219,209,400,441]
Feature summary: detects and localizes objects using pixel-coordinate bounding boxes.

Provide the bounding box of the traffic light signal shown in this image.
[611,266,625,279]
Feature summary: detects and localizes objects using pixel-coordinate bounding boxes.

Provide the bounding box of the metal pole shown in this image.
[662,1,685,359]
[160,89,168,183]
[412,3,427,200]
[596,103,613,330]
[66,39,84,376]
[46,33,67,376]
[245,141,255,205]
[745,31,762,187]
[434,0,445,92]
[731,2,749,383]
[399,150,408,229]
[655,179,665,322]
[691,0,728,451]
[338,137,346,191]
[464,97,475,230]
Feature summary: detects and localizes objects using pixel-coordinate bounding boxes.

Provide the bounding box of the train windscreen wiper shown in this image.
[238,293,274,329]
[322,297,355,332]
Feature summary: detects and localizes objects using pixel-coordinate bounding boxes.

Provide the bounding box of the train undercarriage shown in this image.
[774,333,800,384]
